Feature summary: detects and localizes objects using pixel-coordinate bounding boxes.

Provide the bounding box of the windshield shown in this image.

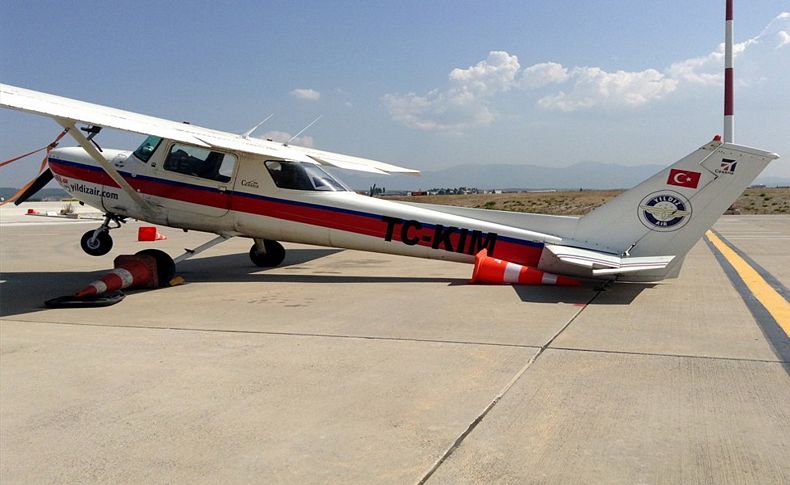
[132,135,162,163]
[265,161,348,191]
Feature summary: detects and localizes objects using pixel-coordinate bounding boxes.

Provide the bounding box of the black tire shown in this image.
[249,240,286,267]
[135,249,176,286]
[45,290,126,308]
[80,230,113,256]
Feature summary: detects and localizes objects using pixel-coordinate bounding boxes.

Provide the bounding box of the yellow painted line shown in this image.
[706,230,790,337]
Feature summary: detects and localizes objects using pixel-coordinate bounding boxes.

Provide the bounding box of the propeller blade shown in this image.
[13,168,54,206]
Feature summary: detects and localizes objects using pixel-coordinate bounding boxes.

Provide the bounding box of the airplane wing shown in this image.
[0,83,419,175]
[545,244,675,276]
[289,146,419,175]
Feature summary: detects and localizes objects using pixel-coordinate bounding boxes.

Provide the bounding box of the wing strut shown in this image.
[56,118,154,214]
[173,234,233,264]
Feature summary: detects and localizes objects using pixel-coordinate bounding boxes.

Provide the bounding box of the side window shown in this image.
[265,161,347,191]
[265,161,313,190]
[133,135,162,163]
[164,144,237,182]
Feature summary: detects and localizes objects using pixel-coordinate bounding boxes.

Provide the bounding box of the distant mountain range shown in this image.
[340,162,663,191]
[2,164,787,201]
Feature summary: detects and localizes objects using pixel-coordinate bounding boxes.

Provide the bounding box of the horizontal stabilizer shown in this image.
[545,244,674,275]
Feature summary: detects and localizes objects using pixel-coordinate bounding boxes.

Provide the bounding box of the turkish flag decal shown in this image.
[667,169,701,189]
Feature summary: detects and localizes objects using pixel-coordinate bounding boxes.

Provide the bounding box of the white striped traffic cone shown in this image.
[470,249,581,286]
[74,254,159,298]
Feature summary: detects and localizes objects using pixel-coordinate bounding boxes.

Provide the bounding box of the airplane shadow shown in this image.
[0,249,340,318]
[175,249,342,281]
[176,250,467,285]
[1,248,652,318]
[512,281,656,305]
[0,249,469,318]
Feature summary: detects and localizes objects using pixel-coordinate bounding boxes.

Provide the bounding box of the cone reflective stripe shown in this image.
[75,268,134,298]
[74,254,159,298]
[470,249,581,286]
[138,226,167,241]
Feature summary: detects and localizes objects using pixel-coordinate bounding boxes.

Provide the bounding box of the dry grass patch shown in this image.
[386,188,790,216]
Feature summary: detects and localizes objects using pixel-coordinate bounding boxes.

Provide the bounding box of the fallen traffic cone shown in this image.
[138,226,167,241]
[74,254,159,298]
[470,249,581,286]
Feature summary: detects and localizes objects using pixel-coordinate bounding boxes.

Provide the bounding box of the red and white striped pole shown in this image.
[723,0,734,143]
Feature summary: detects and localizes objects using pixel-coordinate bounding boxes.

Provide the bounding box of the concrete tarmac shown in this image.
[1,209,788,484]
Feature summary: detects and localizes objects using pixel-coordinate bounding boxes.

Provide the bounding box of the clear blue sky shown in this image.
[2,0,788,186]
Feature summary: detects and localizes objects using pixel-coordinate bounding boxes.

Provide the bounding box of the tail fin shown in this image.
[569,138,778,279]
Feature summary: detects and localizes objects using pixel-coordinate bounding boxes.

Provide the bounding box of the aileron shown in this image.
[292,146,420,175]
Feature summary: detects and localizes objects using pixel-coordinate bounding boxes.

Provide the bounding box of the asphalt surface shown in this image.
[1,205,788,484]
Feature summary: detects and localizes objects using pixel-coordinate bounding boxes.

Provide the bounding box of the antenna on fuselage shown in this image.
[287,115,322,144]
[723,0,734,143]
[241,114,274,138]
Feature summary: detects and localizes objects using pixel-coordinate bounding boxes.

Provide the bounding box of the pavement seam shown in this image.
[0,319,543,350]
[416,289,602,485]
[550,346,789,364]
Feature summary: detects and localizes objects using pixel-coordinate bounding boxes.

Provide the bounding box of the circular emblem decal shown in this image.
[638,191,692,232]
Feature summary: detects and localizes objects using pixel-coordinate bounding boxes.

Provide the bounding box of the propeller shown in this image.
[12,168,54,206]
[0,128,69,207]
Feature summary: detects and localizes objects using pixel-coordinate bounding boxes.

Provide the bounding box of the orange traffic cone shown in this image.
[470,249,581,286]
[74,254,159,298]
[138,226,167,241]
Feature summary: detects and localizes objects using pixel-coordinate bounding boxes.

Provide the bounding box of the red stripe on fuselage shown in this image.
[48,158,544,266]
[50,158,116,187]
[50,158,230,208]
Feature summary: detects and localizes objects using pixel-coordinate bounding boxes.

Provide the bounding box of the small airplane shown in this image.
[0,1,780,286]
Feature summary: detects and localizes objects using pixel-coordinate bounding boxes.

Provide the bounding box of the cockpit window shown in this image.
[164,144,237,182]
[133,135,162,163]
[265,161,348,191]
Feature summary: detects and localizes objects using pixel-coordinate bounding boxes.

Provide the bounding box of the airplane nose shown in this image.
[48,146,90,163]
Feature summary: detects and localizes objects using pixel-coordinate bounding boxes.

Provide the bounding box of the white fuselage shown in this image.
[48,146,560,269]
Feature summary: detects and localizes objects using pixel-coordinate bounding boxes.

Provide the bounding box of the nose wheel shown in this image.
[249,239,286,267]
[80,230,113,256]
[80,213,125,256]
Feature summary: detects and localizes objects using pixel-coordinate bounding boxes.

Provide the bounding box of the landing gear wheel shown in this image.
[249,240,286,267]
[80,230,113,256]
[135,249,176,286]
